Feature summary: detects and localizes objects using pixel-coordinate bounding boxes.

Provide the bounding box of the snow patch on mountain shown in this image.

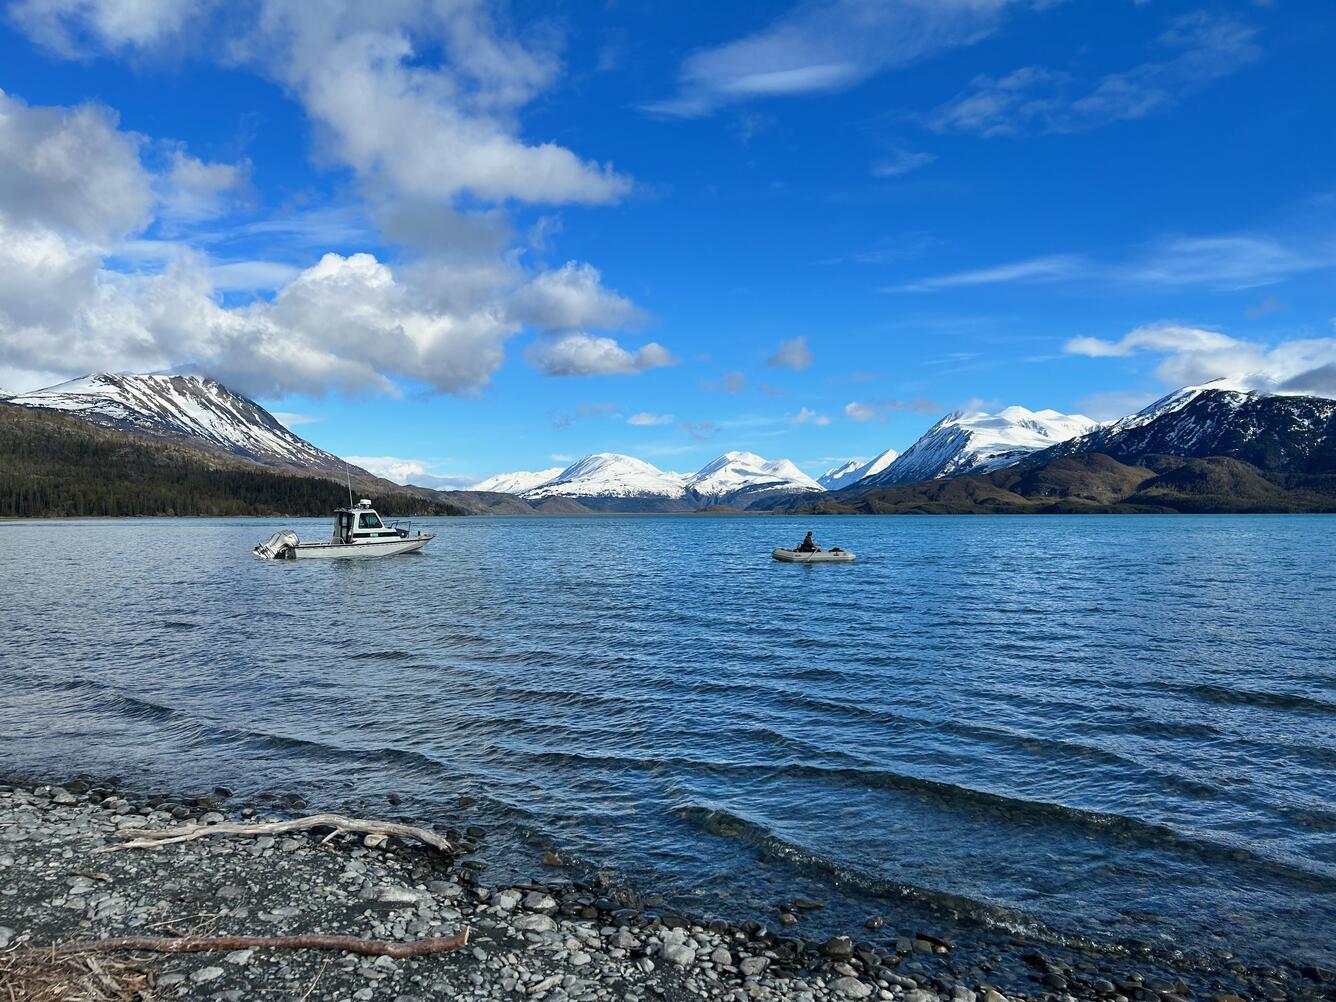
[472,468,564,494]
[10,373,343,471]
[867,406,1098,486]
[819,448,900,490]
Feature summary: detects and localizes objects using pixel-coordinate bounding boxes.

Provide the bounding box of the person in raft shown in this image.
[796,531,819,553]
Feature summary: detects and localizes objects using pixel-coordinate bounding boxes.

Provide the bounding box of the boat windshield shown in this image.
[359,512,384,528]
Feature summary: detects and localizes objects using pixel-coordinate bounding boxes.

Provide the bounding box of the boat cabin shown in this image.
[333,500,404,544]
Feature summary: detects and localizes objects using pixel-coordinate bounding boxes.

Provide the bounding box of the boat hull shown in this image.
[280,534,435,559]
[772,547,855,564]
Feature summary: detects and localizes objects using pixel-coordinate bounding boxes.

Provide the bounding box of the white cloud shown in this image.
[767,335,814,370]
[271,411,321,428]
[508,261,643,330]
[345,454,477,491]
[891,236,1327,293]
[871,149,936,178]
[0,88,151,242]
[0,73,651,399]
[791,407,830,425]
[645,0,1015,117]
[526,333,677,377]
[1065,322,1336,399]
[890,254,1083,292]
[238,3,629,206]
[929,13,1261,136]
[844,398,940,421]
[627,411,675,426]
[159,150,248,224]
[10,0,203,57]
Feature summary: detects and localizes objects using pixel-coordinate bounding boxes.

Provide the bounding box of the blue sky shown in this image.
[1,0,1334,486]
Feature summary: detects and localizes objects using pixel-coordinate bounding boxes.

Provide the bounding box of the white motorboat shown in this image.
[772,547,856,564]
[255,499,435,560]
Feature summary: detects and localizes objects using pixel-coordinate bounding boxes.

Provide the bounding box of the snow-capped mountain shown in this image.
[472,467,564,494]
[818,448,900,490]
[485,450,824,510]
[9,373,344,472]
[1038,385,1336,474]
[686,451,821,504]
[523,453,689,502]
[862,406,1099,487]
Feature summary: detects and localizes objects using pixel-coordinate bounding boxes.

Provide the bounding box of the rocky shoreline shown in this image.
[1,779,1329,1002]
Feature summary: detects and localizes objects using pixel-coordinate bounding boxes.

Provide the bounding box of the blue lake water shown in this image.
[1,514,1333,967]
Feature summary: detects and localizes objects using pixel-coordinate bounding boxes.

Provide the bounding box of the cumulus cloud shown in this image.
[0,89,151,241]
[526,332,677,377]
[159,150,249,224]
[1065,322,1336,399]
[929,13,1261,136]
[767,336,814,371]
[627,411,674,426]
[645,0,1014,117]
[508,261,643,330]
[237,2,629,206]
[0,26,655,398]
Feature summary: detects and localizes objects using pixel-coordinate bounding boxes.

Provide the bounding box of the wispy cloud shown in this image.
[644,0,1016,118]
[890,235,1329,293]
[844,398,940,421]
[871,148,936,178]
[272,411,321,428]
[551,402,622,428]
[929,12,1262,136]
[627,411,675,426]
[890,254,1083,292]
[703,370,748,394]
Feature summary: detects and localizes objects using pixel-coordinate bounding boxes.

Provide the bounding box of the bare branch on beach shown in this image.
[29,930,470,959]
[95,813,456,855]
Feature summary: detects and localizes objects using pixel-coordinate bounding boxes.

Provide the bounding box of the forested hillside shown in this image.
[0,404,460,518]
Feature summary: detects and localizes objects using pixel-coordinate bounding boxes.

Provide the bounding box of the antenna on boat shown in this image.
[345,458,354,508]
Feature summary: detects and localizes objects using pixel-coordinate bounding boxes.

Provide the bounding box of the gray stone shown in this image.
[739,956,769,976]
[904,991,941,1002]
[224,949,253,965]
[522,891,558,913]
[191,966,225,983]
[661,943,696,966]
[513,913,557,933]
[829,977,873,999]
[710,947,733,967]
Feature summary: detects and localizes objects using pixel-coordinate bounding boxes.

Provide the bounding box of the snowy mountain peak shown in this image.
[819,448,900,490]
[523,453,689,500]
[686,451,821,501]
[471,467,563,494]
[9,372,342,471]
[865,405,1097,487]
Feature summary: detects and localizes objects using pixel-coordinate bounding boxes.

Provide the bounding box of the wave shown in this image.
[672,803,1083,945]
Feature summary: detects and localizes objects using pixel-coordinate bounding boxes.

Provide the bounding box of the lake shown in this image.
[1,514,1333,968]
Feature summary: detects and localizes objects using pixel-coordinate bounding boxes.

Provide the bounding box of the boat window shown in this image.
[358,512,384,528]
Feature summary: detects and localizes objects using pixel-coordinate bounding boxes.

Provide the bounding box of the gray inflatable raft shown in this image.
[772,547,856,563]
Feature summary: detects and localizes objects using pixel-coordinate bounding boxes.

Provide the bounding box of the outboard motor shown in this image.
[254,529,300,560]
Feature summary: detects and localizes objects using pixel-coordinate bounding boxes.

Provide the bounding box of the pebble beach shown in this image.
[2,778,1330,1002]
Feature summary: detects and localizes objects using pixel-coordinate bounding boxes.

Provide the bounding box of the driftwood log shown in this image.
[34,930,470,959]
[96,813,455,854]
